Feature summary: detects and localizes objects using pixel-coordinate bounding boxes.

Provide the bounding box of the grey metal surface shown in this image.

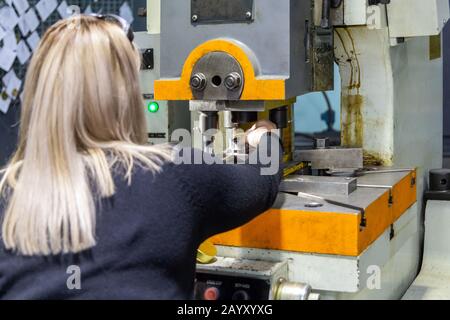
[311,26,335,91]
[189,100,266,112]
[356,168,413,187]
[275,170,413,214]
[191,52,244,100]
[274,279,312,300]
[135,32,190,144]
[403,200,450,300]
[191,0,254,24]
[280,175,357,196]
[160,0,313,99]
[273,192,362,215]
[196,257,287,279]
[295,148,364,169]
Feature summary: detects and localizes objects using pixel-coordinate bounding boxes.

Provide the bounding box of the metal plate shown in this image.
[295,148,364,170]
[191,0,254,24]
[191,52,244,100]
[280,175,357,196]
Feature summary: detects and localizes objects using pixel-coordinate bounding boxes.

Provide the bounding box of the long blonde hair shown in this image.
[0,16,171,256]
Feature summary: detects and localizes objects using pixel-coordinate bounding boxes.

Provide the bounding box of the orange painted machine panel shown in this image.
[211,171,417,257]
[155,39,287,101]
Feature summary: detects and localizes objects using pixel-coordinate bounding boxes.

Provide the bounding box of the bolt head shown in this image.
[192,15,198,22]
[224,72,242,91]
[245,11,252,19]
[190,73,207,91]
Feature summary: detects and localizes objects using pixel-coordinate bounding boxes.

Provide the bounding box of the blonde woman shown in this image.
[0,15,281,299]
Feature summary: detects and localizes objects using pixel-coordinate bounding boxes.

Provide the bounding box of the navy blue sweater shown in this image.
[0,147,281,299]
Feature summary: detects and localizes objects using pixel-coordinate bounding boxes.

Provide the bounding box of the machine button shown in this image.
[203,287,220,300]
[148,102,160,113]
[232,290,250,300]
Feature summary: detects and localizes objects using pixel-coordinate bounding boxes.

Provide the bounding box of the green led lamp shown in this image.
[148,102,160,113]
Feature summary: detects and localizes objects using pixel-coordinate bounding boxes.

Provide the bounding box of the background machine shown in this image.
[137,0,449,300]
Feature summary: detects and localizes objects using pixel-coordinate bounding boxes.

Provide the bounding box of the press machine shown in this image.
[138,0,449,300]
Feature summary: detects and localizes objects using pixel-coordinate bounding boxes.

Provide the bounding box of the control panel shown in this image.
[195,258,288,301]
[135,32,190,145]
[196,257,319,300]
[195,273,272,301]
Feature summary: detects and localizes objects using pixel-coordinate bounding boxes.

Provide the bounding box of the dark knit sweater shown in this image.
[0,146,282,300]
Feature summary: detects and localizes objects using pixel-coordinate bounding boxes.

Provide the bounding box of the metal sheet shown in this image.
[295,148,363,170]
[197,257,287,279]
[356,168,412,188]
[280,175,357,196]
[191,0,254,24]
[275,170,412,213]
[191,52,244,100]
[272,188,385,214]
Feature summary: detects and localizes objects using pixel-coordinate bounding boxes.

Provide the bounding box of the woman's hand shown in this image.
[245,120,277,148]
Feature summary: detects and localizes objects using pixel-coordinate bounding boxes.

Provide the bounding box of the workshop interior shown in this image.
[1,0,450,300]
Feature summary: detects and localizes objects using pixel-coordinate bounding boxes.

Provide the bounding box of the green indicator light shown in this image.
[148,102,159,113]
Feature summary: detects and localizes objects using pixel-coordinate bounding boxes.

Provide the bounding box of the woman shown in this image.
[0,15,281,299]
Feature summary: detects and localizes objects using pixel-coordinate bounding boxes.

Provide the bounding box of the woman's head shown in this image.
[1,15,170,256]
[21,15,146,152]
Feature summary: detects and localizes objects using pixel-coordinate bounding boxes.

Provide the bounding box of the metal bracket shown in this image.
[191,0,254,25]
[141,48,154,70]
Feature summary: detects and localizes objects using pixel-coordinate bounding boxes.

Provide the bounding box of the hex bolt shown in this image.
[224,72,242,91]
[190,73,207,91]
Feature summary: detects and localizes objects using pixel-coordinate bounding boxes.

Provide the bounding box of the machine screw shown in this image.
[190,73,207,91]
[224,72,242,91]
[245,11,252,19]
[192,15,198,22]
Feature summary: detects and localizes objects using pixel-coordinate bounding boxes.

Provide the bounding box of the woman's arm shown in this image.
[174,131,283,243]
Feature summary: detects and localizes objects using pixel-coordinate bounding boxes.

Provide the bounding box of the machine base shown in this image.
[202,204,421,299]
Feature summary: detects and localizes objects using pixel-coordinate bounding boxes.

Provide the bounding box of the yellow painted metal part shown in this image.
[391,170,417,220]
[197,240,218,264]
[154,39,287,101]
[210,170,417,257]
[283,162,308,178]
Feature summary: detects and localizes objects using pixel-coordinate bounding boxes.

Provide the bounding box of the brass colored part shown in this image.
[263,98,297,111]
[283,162,308,178]
[430,34,441,60]
[196,240,218,264]
[272,278,285,300]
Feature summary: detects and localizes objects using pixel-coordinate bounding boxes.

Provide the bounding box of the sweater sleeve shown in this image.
[173,134,283,243]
